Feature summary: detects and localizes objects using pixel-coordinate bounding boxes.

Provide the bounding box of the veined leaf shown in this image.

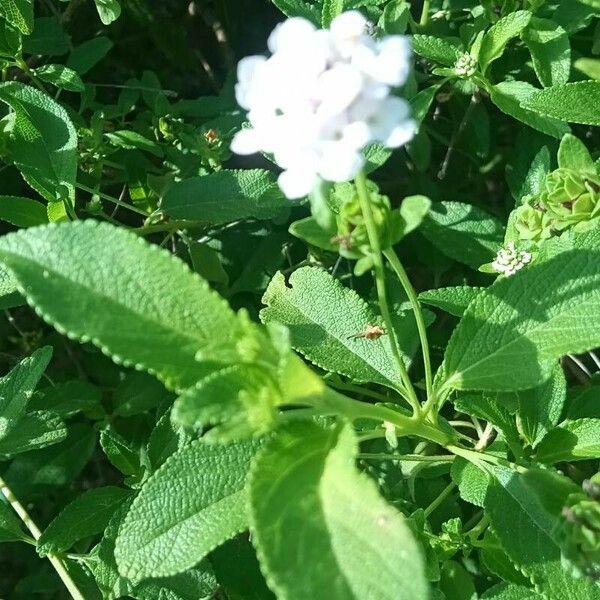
[479,10,532,71]
[443,250,600,391]
[536,418,600,463]
[490,81,570,138]
[33,64,85,92]
[0,0,33,34]
[485,467,600,599]
[0,498,29,542]
[0,221,239,391]
[0,411,66,457]
[38,486,132,555]
[557,134,595,172]
[0,346,52,438]
[115,438,261,583]
[481,583,541,599]
[261,267,417,390]
[419,286,484,317]
[0,196,48,227]
[523,18,570,88]
[0,82,77,204]
[250,422,428,600]
[270,0,320,21]
[161,170,289,226]
[321,0,343,27]
[524,81,600,126]
[90,501,218,600]
[412,35,462,66]
[94,0,121,25]
[420,201,504,269]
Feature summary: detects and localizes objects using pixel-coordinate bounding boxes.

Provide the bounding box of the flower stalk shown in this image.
[0,475,85,600]
[354,170,421,415]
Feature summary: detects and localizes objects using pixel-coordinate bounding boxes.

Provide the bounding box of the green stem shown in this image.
[0,476,85,600]
[419,0,431,27]
[134,220,199,236]
[354,171,421,416]
[423,481,456,517]
[358,453,454,463]
[15,59,47,94]
[384,247,433,404]
[319,389,451,446]
[76,183,148,217]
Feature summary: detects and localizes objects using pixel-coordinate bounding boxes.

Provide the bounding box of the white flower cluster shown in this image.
[231,11,416,199]
[454,53,477,78]
[492,242,532,277]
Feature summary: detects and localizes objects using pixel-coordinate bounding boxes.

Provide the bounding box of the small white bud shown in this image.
[492,242,532,277]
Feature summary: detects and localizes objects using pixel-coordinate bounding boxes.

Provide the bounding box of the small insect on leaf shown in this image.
[348,324,386,340]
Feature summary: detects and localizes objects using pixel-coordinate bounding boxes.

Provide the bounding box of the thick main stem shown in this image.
[319,388,451,447]
[0,476,85,600]
[354,171,421,415]
[383,248,433,404]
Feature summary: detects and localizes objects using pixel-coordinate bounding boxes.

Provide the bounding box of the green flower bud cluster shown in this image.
[559,475,600,581]
[514,167,600,244]
[329,182,403,274]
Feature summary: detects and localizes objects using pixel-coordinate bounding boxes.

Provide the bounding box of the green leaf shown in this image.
[90,501,218,600]
[410,84,442,125]
[419,286,483,317]
[250,422,428,600]
[481,584,540,599]
[507,144,551,202]
[100,426,142,478]
[518,364,566,448]
[22,16,69,56]
[524,81,600,126]
[412,35,462,67]
[479,10,532,71]
[0,82,77,203]
[0,221,239,391]
[161,170,289,226]
[574,58,600,81]
[114,438,260,583]
[261,267,417,390]
[455,395,521,456]
[145,411,191,473]
[270,0,320,21]
[443,250,600,391]
[451,458,489,507]
[0,346,52,437]
[420,201,504,269]
[0,498,28,542]
[105,130,163,157]
[490,81,570,138]
[30,380,102,417]
[67,36,112,75]
[440,560,477,600]
[94,0,121,25]
[557,133,596,172]
[38,486,132,555]
[321,0,343,27]
[0,410,66,456]
[113,371,171,417]
[379,0,410,35]
[536,418,600,463]
[0,0,33,34]
[3,423,95,499]
[33,64,84,92]
[485,467,600,599]
[0,195,48,227]
[522,18,570,87]
[172,364,281,442]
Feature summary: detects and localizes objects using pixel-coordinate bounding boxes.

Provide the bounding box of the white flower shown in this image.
[492,242,532,277]
[231,11,415,199]
[454,53,477,78]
